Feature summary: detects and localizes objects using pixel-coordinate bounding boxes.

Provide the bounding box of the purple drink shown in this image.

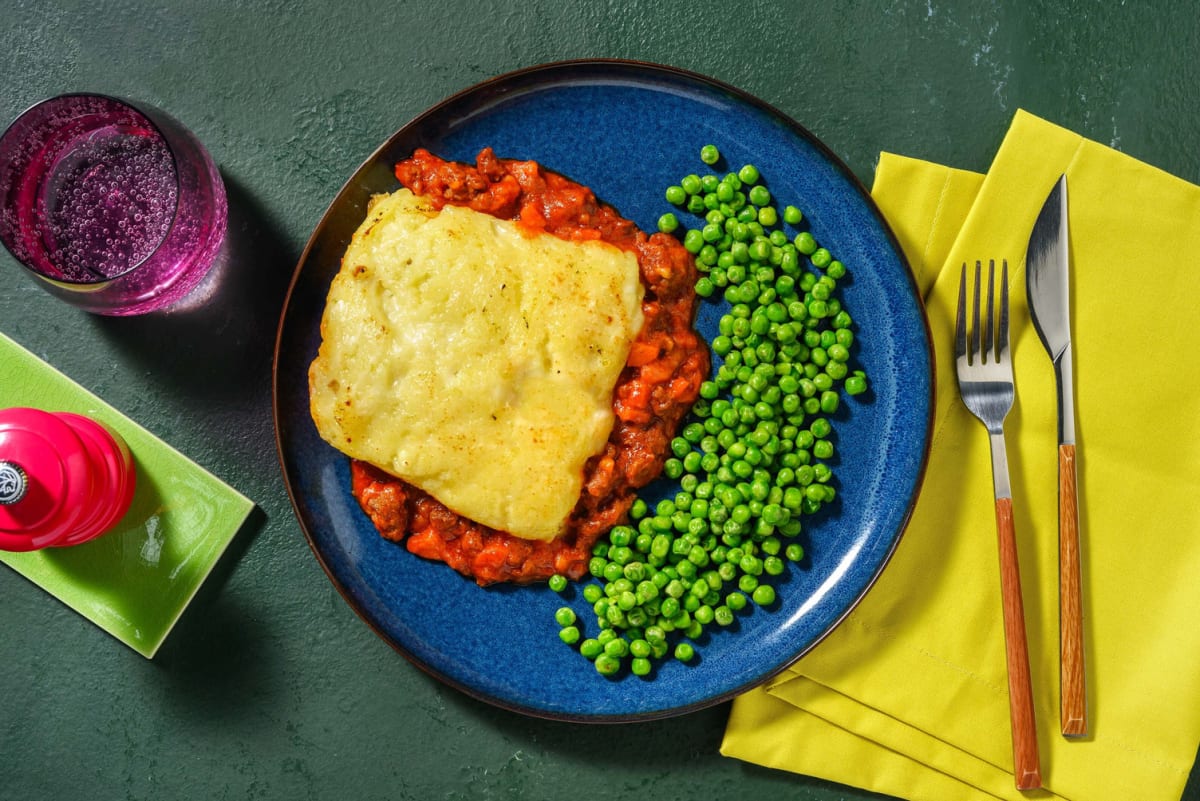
[0,95,227,315]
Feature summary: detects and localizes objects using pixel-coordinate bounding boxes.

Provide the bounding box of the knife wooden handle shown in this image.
[1059,443,1088,737]
[995,497,1042,790]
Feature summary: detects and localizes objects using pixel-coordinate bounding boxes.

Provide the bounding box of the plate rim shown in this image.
[271,58,936,722]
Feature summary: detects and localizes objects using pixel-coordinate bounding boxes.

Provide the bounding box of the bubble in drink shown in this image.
[42,126,176,279]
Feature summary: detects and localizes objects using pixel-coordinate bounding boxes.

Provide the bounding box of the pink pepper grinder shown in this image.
[0,407,136,552]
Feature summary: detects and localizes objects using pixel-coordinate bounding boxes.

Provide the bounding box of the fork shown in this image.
[955,259,1042,791]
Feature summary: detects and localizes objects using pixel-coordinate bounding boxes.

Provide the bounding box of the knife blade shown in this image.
[1025,174,1087,738]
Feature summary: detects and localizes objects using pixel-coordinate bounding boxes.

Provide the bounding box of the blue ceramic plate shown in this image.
[274,60,932,721]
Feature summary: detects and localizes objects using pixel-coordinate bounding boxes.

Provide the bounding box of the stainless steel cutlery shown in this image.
[1026,174,1087,738]
[955,259,1042,790]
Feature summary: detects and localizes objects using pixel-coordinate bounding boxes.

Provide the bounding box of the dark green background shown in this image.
[2,2,1197,799]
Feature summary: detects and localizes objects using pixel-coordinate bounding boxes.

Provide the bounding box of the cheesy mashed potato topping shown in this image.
[309,188,644,541]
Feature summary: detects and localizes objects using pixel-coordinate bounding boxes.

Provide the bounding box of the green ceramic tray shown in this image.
[0,331,254,657]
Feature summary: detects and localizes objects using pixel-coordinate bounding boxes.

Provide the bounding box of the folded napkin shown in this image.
[721,109,1200,801]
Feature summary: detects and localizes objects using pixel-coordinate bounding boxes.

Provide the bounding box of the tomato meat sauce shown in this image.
[350,147,708,585]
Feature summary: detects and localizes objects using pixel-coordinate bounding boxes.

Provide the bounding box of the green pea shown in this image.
[737,164,760,184]
[674,642,696,662]
[598,566,621,589]
[825,343,849,363]
[726,591,748,612]
[752,584,777,606]
[594,653,621,675]
[780,247,800,275]
[739,554,763,576]
[615,543,640,563]
[665,185,687,205]
[738,573,760,593]
[603,637,630,658]
[794,231,817,255]
[625,558,649,581]
[700,144,721,165]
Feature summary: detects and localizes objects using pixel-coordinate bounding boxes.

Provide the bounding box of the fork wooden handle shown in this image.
[1059,443,1088,736]
[995,497,1042,790]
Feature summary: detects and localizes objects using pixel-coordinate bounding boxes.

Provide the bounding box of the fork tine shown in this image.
[955,263,968,360]
[971,260,982,364]
[985,259,996,363]
[998,259,1010,361]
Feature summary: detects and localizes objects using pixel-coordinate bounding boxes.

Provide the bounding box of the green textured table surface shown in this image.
[2,2,1198,799]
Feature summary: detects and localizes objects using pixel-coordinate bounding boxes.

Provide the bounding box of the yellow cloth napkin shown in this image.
[721,109,1200,801]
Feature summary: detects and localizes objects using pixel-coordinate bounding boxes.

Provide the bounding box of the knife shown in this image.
[1025,174,1087,738]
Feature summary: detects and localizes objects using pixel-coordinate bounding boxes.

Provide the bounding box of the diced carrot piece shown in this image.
[626,340,660,367]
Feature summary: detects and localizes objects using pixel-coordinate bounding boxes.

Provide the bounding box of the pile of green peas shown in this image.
[552,145,868,677]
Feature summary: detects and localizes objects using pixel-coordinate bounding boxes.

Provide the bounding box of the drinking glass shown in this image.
[0,94,227,315]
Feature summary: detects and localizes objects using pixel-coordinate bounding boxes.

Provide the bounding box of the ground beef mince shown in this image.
[350,147,708,585]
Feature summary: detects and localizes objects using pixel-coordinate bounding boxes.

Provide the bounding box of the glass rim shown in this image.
[0,92,183,286]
